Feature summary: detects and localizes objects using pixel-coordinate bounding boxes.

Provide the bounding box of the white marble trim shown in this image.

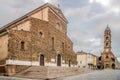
[6,59,39,66]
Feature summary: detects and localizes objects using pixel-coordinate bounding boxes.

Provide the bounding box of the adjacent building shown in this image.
[77,51,98,69]
[0,3,77,75]
[92,54,98,69]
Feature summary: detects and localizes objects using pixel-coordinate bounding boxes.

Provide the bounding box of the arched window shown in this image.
[106,36,108,40]
[68,46,70,49]
[39,32,43,38]
[21,41,25,50]
[112,58,115,62]
[62,42,65,53]
[52,37,55,50]
[106,55,108,59]
[106,43,108,47]
[99,57,101,61]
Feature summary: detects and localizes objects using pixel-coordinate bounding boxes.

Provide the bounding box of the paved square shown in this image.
[56,70,120,80]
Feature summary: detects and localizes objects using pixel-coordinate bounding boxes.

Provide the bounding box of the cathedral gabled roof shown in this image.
[0,3,68,33]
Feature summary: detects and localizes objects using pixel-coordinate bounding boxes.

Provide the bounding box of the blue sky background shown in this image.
[0,0,120,60]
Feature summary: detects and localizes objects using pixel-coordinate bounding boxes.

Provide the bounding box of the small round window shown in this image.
[56,23,61,31]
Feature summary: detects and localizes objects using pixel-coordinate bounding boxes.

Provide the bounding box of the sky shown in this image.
[0,0,120,60]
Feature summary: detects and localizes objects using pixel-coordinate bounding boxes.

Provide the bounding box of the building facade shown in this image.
[0,3,76,75]
[100,26,116,69]
[92,55,98,69]
[77,51,98,69]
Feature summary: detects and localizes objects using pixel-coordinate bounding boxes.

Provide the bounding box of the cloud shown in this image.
[89,0,110,7]
[0,0,60,27]
[0,0,45,27]
[64,5,91,22]
[44,0,57,3]
[89,0,120,14]
[64,0,120,60]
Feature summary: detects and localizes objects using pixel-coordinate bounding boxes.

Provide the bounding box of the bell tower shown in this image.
[101,25,116,69]
[104,26,111,53]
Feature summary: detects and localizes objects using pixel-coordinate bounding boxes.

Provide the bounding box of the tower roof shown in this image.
[105,25,111,31]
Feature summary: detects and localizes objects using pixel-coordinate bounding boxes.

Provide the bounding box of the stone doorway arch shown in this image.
[105,64,109,69]
[57,54,61,66]
[40,54,44,66]
[112,63,115,69]
[69,60,71,67]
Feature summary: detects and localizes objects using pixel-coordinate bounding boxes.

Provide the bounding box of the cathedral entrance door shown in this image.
[40,55,44,66]
[0,66,5,73]
[69,60,71,67]
[57,54,61,66]
[112,63,115,69]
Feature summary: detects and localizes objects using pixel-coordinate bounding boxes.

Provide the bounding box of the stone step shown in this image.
[13,66,93,79]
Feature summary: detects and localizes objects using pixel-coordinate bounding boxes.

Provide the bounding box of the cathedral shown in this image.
[100,26,116,69]
[0,3,76,75]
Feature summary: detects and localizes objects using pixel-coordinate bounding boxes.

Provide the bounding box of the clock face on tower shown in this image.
[105,49,109,52]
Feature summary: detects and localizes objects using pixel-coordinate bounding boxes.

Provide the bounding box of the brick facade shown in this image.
[0,3,77,75]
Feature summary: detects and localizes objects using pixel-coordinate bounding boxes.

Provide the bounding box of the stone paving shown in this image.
[55,70,120,80]
[0,76,37,80]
